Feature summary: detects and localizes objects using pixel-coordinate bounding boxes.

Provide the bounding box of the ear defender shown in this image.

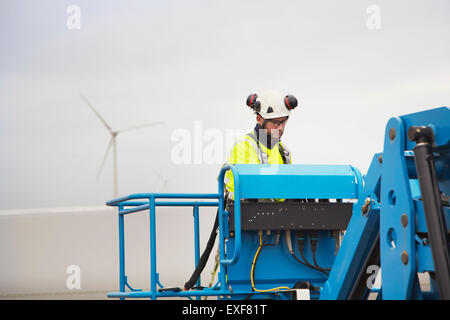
[284,94,298,110]
[246,93,261,112]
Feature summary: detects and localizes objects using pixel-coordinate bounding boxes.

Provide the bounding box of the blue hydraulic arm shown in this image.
[381,108,450,299]
[321,106,450,300]
[320,153,382,299]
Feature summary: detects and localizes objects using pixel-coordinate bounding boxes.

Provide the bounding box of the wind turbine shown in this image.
[80,93,164,198]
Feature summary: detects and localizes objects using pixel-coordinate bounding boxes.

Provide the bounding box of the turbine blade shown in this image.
[97,137,114,180]
[80,93,113,133]
[117,121,164,133]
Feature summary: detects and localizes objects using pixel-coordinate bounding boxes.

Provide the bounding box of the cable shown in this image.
[204,248,220,300]
[312,251,331,272]
[300,232,330,276]
[208,248,220,289]
[299,248,329,277]
[286,230,330,276]
[250,232,291,293]
[309,231,331,273]
[286,230,314,271]
[184,210,219,291]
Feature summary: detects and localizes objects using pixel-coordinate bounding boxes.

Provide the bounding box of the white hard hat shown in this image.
[246,90,298,119]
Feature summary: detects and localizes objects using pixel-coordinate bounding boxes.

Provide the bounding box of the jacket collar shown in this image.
[254,123,280,149]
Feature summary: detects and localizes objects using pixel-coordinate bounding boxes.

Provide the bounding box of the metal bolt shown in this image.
[401,251,409,265]
[389,128,396,141]
[401,214,408,228]
[361,197,371,215]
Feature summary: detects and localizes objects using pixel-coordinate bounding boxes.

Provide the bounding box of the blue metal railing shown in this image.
[107,193,221,300]
[106,165,244,300]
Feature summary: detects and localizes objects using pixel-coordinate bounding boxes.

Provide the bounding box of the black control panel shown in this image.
[228,201,353,231]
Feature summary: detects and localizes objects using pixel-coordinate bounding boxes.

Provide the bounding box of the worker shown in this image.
[184,90,299,291]
[224,90,298,202]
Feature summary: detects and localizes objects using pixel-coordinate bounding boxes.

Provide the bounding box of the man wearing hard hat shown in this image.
[224,90,298,201]
[184,90,299,290]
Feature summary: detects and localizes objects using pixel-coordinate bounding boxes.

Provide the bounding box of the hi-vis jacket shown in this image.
[224,126,292,201]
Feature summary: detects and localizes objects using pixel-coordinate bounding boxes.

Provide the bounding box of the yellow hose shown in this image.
[250,234,291,293]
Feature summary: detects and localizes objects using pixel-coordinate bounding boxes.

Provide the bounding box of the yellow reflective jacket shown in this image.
[224,126,292,200]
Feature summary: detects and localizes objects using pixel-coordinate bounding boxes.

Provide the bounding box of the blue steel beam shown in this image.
[380,117,417,300]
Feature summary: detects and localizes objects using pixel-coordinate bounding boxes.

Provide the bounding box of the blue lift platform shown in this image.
[106,107,449,300]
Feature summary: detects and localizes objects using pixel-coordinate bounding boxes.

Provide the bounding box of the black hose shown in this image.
[312,250,331,272]
[184,210,219,291]
[299,250,329,276]
[409,126,450,299]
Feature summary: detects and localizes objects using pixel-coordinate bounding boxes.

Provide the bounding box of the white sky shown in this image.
[1,0,449,210]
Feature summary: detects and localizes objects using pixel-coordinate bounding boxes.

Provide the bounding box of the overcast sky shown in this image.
[0,0,449,210]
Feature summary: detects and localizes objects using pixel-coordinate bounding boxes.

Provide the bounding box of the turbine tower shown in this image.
[80,93,163,198]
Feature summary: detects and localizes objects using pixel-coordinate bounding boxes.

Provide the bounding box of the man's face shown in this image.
[257,114,289,140]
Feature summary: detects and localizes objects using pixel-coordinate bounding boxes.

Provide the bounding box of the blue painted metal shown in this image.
[118,205,125,300]
[380,116,417,299]
[193,203,201,299]
[379,107,449,299]
[149,195,157,300]
[321,106,449,300]
[229,164,360,199]
[217,164,362,297]
[320,154,382,299]
[399,107,450,151]
[106,193,223,299]
[106,164,362,300]
[218,165,242,266]
[225,230,334,294]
